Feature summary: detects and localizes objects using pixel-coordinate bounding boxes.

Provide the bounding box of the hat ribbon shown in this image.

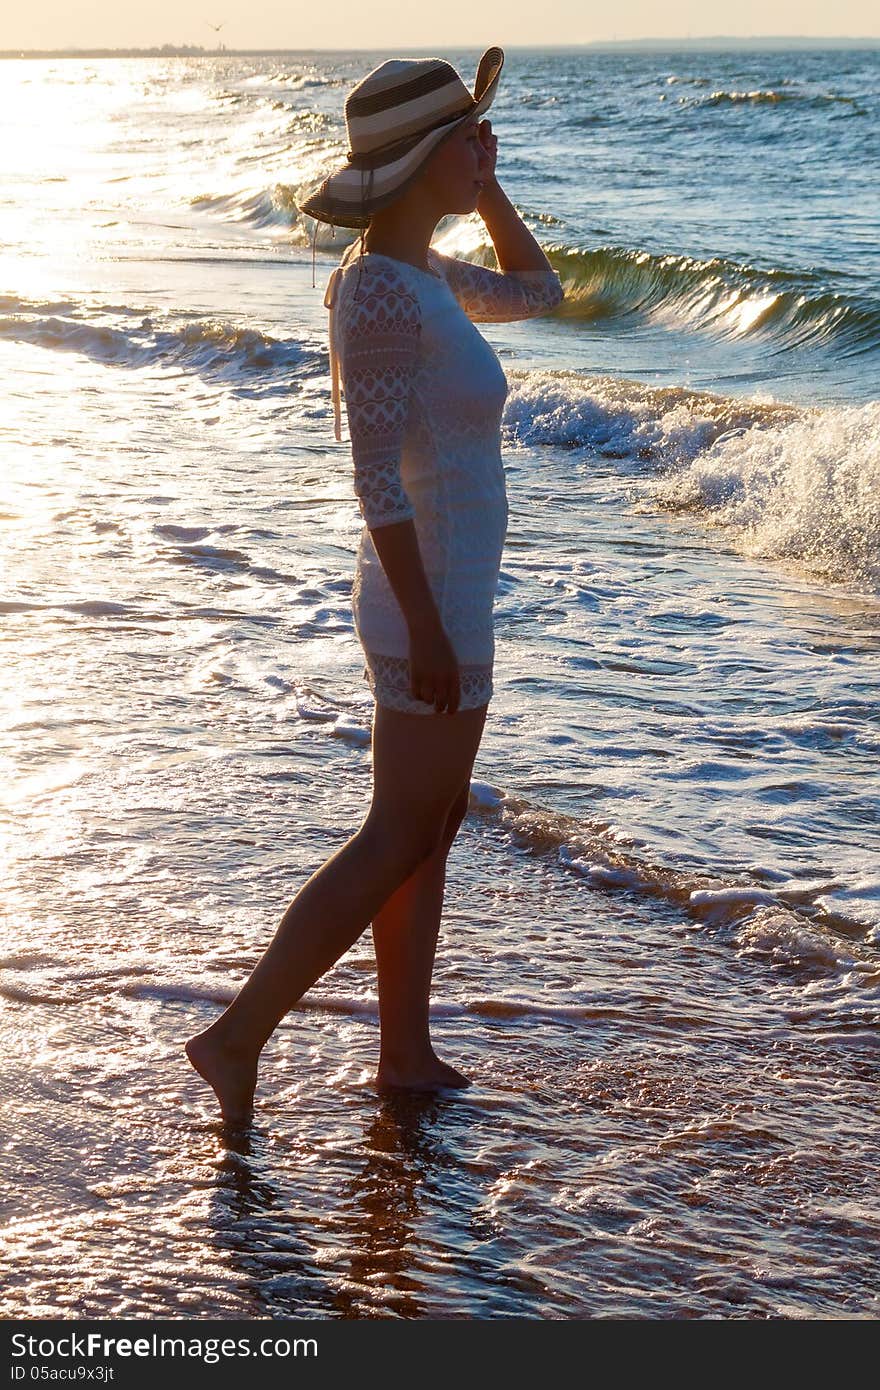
[323,265,344,442]
[345,100,475,168]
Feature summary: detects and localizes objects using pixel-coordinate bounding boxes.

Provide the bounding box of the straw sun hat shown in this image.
[296,46,505,231]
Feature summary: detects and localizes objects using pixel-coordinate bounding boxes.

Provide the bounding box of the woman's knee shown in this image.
[440,781,471,850]
[358,807,448,880]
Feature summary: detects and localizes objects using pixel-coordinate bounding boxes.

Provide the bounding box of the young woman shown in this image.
[185,47,564,1123]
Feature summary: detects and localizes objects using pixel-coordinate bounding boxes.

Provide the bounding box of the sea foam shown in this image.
[505,371,880,592]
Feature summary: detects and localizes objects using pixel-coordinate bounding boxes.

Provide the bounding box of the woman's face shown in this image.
[419,115,493,214]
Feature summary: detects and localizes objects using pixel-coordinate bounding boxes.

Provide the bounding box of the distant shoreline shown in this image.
[2,37,880,59]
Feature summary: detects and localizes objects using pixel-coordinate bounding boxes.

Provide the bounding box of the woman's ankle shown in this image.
[378,1039,436,1072]
[198,1015,260,1061]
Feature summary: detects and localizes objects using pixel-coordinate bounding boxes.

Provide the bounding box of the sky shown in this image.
[2,1,878,51]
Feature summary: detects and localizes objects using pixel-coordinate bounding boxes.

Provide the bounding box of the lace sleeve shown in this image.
[428,248,564,323]
[337,263,420,529]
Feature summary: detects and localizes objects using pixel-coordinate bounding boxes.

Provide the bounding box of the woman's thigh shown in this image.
[366,701,489,842]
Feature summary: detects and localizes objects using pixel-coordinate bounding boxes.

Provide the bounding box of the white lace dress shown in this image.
[324,244,564,714]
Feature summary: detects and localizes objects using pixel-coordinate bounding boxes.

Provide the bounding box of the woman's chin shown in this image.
[441,188,483,217]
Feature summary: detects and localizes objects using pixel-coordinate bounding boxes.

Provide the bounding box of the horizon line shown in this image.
[2,35,880,58]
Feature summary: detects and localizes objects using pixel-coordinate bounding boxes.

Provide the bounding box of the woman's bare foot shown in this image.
[185,1026,258,1124]
[376,1050,472,1093]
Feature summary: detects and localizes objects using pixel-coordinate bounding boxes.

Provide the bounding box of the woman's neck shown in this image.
[361,238,432,274]
[362,206,440,274]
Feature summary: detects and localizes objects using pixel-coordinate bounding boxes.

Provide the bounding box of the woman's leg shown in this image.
[185,700,488,1123]
[371,778,473,1090]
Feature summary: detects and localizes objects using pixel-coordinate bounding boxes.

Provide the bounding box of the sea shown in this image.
[1,45,878,1319]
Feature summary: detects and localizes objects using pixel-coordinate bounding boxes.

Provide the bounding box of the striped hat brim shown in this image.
[296,48,504,230]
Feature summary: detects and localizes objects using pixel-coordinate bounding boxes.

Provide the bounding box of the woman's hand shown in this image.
[477,118,499,189]
[409,619,461,714]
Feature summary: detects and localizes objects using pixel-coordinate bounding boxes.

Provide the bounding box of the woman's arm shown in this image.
[339,262,419,531]
[475,178,555,276]
[340,263,440,626]
[366,519,443,634]
[427,119,564,323]
[430,245,564,323]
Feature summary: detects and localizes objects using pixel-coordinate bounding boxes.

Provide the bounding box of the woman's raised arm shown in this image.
[430,244,564,323]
